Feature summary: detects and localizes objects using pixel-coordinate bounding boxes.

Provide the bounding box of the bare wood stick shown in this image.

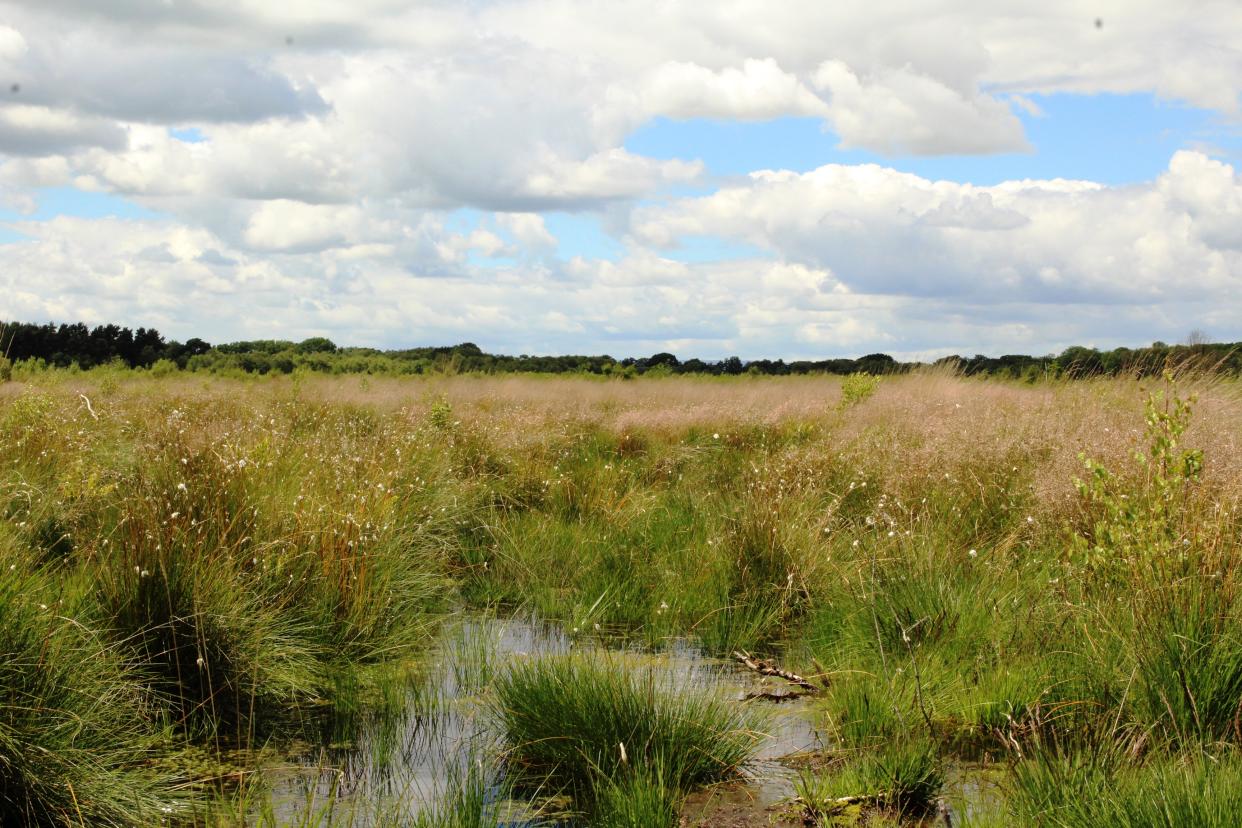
[828,794,881,807]
[732,650,817,692]
[800,792,884,811]
[79,394,99,420]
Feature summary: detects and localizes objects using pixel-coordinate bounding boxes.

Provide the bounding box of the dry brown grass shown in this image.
[14,367,1242,539]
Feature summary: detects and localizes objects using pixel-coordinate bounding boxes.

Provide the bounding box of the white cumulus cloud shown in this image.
[631,152,1242,306]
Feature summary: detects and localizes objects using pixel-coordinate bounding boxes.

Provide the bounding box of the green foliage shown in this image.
[0,355,10,383]
[148,357,179,377]
[642,363,674,378]
[409,754,505,828]
[839,372,880,408]
[12,314,1242,379]
[1128,581,1242,743]
[295,337,338,354]
[602,361,636,379]
[428,396,455,430]
[7,368,1242,823]
[1063,376,1242,744]
[594,765,680,828]
[1072,374,1203,575]
[96,551,327,734]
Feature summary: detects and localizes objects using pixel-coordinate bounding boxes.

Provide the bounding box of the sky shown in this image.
[0,2,1241,361]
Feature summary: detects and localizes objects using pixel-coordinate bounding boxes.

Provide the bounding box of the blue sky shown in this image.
[0,1,1240,360]
[627,92,1238,186]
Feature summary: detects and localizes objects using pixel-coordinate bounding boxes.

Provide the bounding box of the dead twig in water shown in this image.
[733,650,818,693]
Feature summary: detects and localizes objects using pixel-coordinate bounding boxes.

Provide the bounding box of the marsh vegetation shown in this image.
[3,367,1242,825]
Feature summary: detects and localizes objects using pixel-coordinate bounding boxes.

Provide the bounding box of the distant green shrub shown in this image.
[428,396,454,429]
[839,372,880,408]
[148,358,179,377]
[1072,374,1203,575]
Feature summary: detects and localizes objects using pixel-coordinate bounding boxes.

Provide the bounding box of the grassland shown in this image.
[3,367,1242,826]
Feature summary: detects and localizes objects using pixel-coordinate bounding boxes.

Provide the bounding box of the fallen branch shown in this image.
[79,394,99,420]
[821,793,883,808]
[733,650,817,693]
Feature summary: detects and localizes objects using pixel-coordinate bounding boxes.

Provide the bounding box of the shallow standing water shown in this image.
[259,614,824,825]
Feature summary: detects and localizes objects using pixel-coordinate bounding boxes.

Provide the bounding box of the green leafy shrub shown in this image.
[839,372,880,408]
[1071,374,1203,576]
[428,396,455,429]
[148,358,179,377]
[1067,377,1242,743]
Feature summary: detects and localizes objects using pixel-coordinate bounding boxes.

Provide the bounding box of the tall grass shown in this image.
[0,553,185,825]
[407,757,503,828]
[96,549,327,735]
[1008,751,1242,827]
[593,765,680,828]
[5,367,1242,822]
[492,653,765,816]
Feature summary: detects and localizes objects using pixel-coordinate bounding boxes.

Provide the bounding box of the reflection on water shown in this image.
[261,614,823,825]
[942,763,1007,826]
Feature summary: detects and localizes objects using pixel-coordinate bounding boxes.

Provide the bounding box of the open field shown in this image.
[3,368,1242,826]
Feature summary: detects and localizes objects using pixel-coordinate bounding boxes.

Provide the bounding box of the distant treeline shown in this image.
[0,321,211,369]
[1,320,1239,380]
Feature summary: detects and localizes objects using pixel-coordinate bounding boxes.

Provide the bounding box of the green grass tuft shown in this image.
[1008,750,1242,827]
[796,739,944,821]
[0,557,186,825]
[492,653,765,809]
[594,764,681,828]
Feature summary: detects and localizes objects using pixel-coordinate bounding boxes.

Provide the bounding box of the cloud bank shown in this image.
[0,0,1240,357]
